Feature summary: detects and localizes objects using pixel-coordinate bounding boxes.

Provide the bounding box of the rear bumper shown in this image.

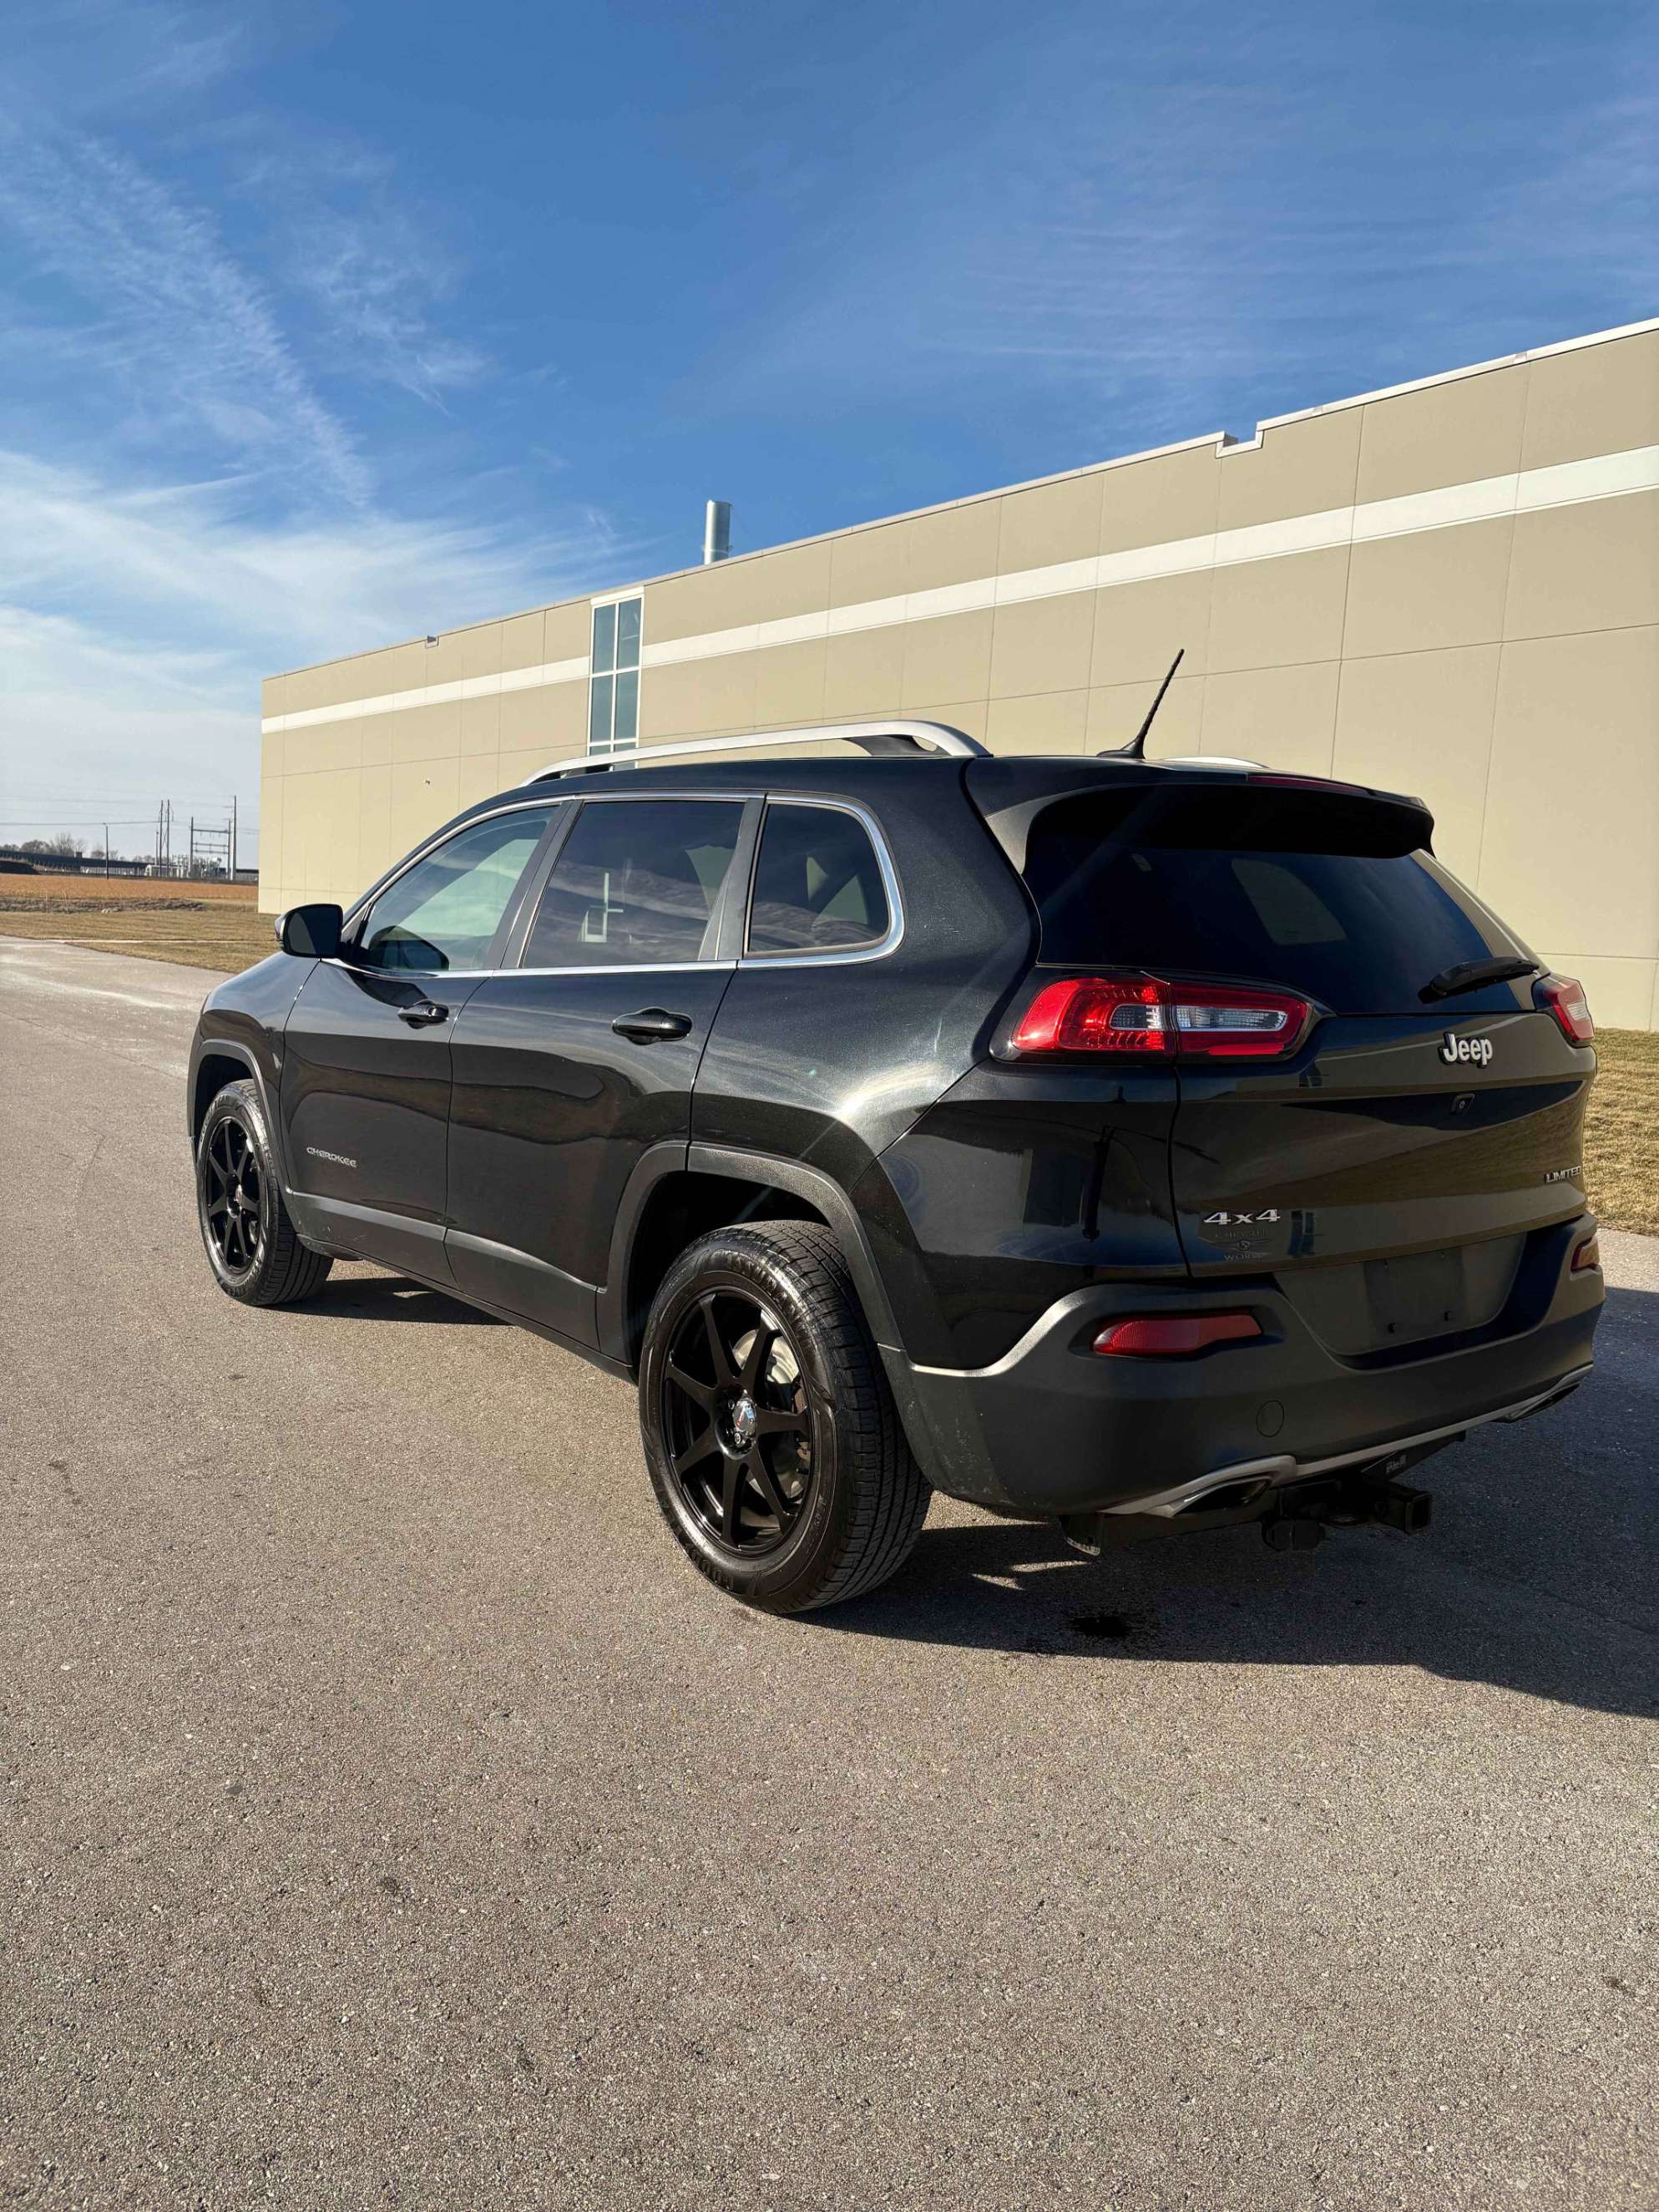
[884,1218,1603,1515]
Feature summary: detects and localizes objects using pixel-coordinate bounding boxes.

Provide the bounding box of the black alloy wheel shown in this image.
[202,1113,266,1278]
[639,1222,931,1614]
[195,1078,332,1307]
[660,1289,814,1555]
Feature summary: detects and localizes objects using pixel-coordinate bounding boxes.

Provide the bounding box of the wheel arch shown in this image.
[190,1045,262,1146]
[600,1144,906,1374]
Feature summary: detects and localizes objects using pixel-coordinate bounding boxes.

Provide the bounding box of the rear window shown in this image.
[1020,787,1531,1014]
[746,802,890,955]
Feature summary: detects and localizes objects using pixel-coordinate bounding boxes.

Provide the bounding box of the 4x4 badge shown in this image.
[1439,1030,1493,1066]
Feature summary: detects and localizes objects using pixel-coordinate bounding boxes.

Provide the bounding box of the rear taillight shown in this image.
[1008,975,1313,1060]
[1009,976,1164,1054]
[1093,1313,1262,1357]
[1570,1233,1601,1274]
[1535,974,1594,1046]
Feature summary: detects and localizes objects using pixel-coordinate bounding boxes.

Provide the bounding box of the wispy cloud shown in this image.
[0,123,372,505]
[714,8,1659,458]
[0,450,627,843]
[0,0,252,122]
[233,128,492,406]
[0,3,621,858]
[1480,53,1659,302]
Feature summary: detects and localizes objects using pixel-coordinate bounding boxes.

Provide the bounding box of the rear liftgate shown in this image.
[981,772,1599,1559]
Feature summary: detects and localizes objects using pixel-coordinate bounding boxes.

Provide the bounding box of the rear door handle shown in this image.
[398,999,448,1027]
[612,1008,693,1044]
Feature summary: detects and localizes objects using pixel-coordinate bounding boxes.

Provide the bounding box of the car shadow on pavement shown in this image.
[829,1284,1658,1724]
[314,1273,504,1324]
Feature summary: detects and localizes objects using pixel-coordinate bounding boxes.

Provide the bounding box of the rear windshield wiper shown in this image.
[1419,954,1540,1003]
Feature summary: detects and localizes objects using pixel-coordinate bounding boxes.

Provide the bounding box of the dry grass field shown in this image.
[1,881,1652,1233]
[1584,1026,1659,1237]
[0,878,271,973]
[0,869,257,904]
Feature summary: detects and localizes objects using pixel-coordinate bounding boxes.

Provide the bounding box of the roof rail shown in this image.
[532,719,989,781]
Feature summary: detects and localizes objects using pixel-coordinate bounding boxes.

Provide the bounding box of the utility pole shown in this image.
[104,823,110,879]
[189,816,196,878]
[230,796,238,878]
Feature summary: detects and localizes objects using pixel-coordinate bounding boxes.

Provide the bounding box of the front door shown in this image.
[445,794,750,1339]
[281,803,556,1278]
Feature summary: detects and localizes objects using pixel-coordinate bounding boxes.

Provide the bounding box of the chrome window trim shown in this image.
[317,959,739,984]
[327,787,904,982]
[738,795,904,969]
[334,790,755,981]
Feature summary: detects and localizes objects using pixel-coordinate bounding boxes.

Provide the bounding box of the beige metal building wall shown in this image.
[260,318,1659,1028]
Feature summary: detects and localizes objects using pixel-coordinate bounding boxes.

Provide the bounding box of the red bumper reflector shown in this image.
[1570,1233,1601,1274]
[1093,1313,1263,1358]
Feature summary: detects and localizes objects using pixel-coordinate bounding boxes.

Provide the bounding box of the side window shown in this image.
[746,802,892,956]
[520,800,743,969]
[356,808,554,973]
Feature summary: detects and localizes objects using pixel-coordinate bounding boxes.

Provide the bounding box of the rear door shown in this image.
[1013,780,1595,1347]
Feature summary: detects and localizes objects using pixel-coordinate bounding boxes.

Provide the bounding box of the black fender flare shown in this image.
[186,1037,289,1185]
[596,1141,907,1364]
[598,1141,961,1492]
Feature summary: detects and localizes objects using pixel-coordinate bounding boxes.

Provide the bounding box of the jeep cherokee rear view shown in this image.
[187,721,1602,1613]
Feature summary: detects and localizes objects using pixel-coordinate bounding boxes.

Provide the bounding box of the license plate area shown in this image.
[1279,1236,1525,1356]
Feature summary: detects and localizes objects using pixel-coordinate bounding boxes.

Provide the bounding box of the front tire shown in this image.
[639,1222,929,1614]
[195,1080,332,1308]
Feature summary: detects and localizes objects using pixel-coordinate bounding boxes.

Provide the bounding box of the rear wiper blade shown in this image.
[1419,954,1540,1003]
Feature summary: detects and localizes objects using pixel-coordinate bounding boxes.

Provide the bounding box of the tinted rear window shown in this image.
[747,802,890,955]
[1021,787,1531,1014]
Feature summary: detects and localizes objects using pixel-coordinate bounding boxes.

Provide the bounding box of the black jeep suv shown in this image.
[188,721,1602,1612]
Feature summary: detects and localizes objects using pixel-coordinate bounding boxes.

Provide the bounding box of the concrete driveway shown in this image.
[3,939,1655,2211]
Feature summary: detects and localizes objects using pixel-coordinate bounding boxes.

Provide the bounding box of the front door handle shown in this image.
[612,1007,693,1044]
[398,998,448,1027]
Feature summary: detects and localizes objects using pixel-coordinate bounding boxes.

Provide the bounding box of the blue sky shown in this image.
[1,0,1655,860]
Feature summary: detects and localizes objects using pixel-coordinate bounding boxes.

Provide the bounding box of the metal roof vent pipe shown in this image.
[703,499,731,564]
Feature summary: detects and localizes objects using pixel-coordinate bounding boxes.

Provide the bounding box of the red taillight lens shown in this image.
[1010,977,1168,1054]
[1008,975,1312,1060]
[1535,974,1594,1046]
[1570,1233,1601,1274]
[1093,1313,1262,1358]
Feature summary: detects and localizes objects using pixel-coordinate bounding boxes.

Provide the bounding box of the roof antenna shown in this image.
[1100,648,1184,758]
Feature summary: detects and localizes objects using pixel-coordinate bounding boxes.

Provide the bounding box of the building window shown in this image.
[589,595,642,755]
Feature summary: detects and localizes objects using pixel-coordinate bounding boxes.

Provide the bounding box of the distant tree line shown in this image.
[18,835,131,860]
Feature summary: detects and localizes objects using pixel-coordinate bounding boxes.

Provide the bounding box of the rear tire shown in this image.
[639,1221,929,1614]
[196,1080,332,1308]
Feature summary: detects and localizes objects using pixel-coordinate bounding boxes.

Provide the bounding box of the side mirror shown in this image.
[276,902,344,959]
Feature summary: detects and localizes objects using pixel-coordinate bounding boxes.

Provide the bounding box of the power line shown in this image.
[0,814,258,828]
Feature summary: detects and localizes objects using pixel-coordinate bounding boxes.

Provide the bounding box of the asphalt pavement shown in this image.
[3,937,1656,2212]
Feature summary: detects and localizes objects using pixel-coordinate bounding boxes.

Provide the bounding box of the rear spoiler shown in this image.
[964,760,1436,876]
